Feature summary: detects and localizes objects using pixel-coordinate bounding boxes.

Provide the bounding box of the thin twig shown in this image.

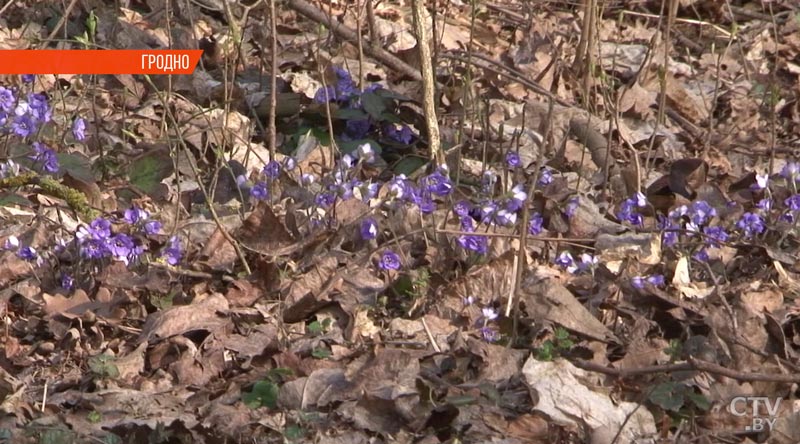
[572,357,800,383]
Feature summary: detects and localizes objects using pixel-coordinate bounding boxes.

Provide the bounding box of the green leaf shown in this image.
[392,156,427,176]
[649,382,685,412]
[284,425,305,440]
[686,391,711,411]
[87,411,102,423]
[88,353,120,379]
[127,149,174,196]
[243,380,279,409]
[312,347,331,359]
[445,395,477,406]
[267,367,294,381]
[375,88,411,102]
[361,92,387,120]
[56,152,95,182]
[334,108,368,120]
[101,434,122,444]
[0,192,34,208]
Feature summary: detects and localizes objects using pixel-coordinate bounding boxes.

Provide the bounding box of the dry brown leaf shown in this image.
[138,293,230,345]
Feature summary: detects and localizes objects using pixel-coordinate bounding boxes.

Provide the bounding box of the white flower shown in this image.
[755,173,769,189]
[4,235,19,250]
[482,307,498,321]
[357,143,375,163]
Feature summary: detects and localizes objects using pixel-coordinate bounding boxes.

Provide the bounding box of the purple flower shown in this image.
[460,216,475,232]
[250,182,268,200]
[454,201,471,218]
[108,234,135,265]
[345,119,371,140]
[631,276,645,289]
[123,206,149,225]
[617,198,643,226]
[315,191,336,208]
[506,152,521,168]
[693,248,710,262]
[333,67,357,100]
[781,162,800,181]
[77,218,111,241]
[702,226,728,246]
[263,160,281,179]
[565,197,579,218]
[360,218,378,240]
[785,194,800,211]
[29,142,59,173]
[21,74,34,83]
[482,307,498,321]
[476,200,498,223]
[72,117,86,141]
[479,326,500,342]
[300,173,316,185]
[356,143,376,163]
[463,296,475,306]
[12,114,36,137]
[27,93,51,122]
[357,181,379,201]
[60,273,74,290]
[282,156,297,171]
[737,212,765,238]
[689,200,716,225]
[0,87,14,112]
[387,175,410,200]
[757,198,773,211]
[420,170,452,197]
[578,253,598,272]
[313,85,337,103]
[457,234,488,254]
[161,236,183,265]
[529,212,544,235]
[143,220,162,235]
[555,251,575,270]
[384,124,413,144]
[495,209,517,226]
[481,170,497,193]
[646,274,665,286]
[17,246,37,261]
[538,168,554,186]
[80,238,109,259]
[378,250,401,270]
[506,184,527,212]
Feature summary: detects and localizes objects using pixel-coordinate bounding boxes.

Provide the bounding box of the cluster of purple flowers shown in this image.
[617,192,647,226]
[0,88,52,138]
[73,207,177,266]
[631,274,665,289]
[29,142,59,173]
[463,297,501,342]
[554,251,598,274]
[312,66,416,145]
[0,81,87,178]
[4,235,39,263]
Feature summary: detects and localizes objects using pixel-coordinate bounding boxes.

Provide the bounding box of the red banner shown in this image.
[0,50,203,75]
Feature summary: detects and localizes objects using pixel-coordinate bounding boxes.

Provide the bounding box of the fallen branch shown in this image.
[573,357,800,383]
[287,0,422,81]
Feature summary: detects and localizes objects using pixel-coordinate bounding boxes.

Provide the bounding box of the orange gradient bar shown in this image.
[0,50,203,75]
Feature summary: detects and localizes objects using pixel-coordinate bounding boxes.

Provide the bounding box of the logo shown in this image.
[728,397,786,432]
